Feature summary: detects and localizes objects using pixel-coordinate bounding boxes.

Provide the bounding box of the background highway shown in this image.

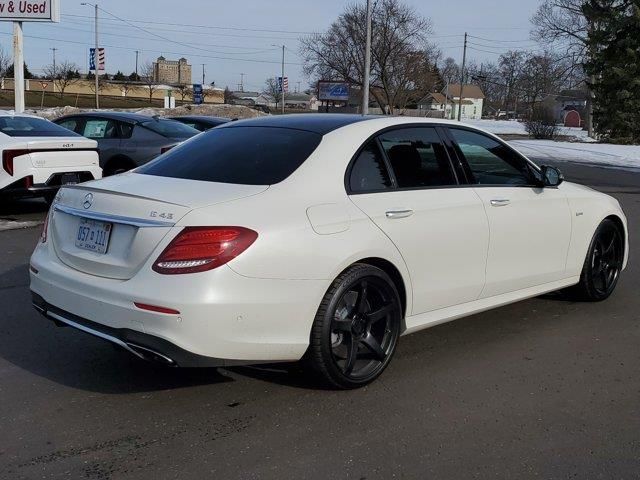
[1,158,638,479]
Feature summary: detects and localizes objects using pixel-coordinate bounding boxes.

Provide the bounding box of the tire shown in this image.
[104,158,135,177]
[43,192,56,205]
[306,264,402,389]
[572,219,624,301]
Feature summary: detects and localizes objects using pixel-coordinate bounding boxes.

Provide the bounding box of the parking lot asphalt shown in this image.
[0,160,639,480]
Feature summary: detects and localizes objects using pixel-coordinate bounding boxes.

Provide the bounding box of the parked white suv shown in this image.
[0,113,101,203]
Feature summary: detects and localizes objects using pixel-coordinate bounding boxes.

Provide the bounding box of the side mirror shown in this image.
[541,165,564,187]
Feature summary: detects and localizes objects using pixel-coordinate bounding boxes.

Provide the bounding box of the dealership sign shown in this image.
[318,81,350,102]
[0,0,60,22]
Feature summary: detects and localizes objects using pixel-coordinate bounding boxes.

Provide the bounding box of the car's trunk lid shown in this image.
[50,173,268,280]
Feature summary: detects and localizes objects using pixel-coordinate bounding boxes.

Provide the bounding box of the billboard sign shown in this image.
[318,81,350,102]
[193,84,203,105]
[0,0,60,22]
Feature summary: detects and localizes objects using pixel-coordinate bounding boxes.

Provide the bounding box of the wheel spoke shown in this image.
[366,303,393,325]
[332,318,352,332]
[344,334,359,375]
[355,281,369,314]
[361,333,386,361]
[600,270,609,290]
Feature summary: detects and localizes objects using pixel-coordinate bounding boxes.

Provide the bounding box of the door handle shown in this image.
[386,209,414,219]
[490,199,511,207]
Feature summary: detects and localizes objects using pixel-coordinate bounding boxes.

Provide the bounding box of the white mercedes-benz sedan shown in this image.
[0,113,101,203]
[30,115,628,389]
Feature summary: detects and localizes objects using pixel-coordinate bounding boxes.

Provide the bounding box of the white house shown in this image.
[418,84,485,120]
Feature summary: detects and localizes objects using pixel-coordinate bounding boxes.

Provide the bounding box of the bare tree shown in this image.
[300,0,434,114]
[531,0,589,58]
[119,80,139,98]
[176,84,191,103]
[140,61,159,105]
[0,45,10,81]
[43,60,80,98]
[263,77,281,108]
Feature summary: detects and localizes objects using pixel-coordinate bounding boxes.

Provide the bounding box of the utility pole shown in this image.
[135,50,139,78]
[280,45,285,114]
[13,22,24,113]
[202,64,206,85]
[457,32,467,122]
[50,48,57,74]
[362,0,372,115]
[82,3,100,108]
[239,73,245,92]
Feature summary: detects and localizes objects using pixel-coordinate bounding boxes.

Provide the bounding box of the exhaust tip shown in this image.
[126,343,176,366]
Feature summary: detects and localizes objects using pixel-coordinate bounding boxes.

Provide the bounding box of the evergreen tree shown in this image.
[113,70,126,81]
[7,63,35,79]
[583,0,640,143]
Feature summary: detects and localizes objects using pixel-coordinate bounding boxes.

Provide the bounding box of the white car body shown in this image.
[30,115,629,368]
[0,113,101,199]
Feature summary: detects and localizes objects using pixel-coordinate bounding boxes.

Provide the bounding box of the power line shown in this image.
[62,13,316,35]
[0,31,304,66]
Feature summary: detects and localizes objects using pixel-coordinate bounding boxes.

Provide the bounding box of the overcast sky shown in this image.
[0,0,541,91]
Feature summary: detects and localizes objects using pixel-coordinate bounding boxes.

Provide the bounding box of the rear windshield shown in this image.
[138,126,322,185]
[140,119,199,139]
[0,116,81,137]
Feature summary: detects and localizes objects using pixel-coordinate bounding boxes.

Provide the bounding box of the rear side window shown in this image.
[140,119,199,139]
[138,126,322,185]
[0,116,81,137]
[378,127,456,188]
[349,142,392,193]
[83,119,118,139]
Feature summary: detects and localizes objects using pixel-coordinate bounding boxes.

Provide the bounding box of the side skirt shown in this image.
[402,276,580,336]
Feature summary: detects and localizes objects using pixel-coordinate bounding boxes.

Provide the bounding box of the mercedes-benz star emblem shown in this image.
[83,193,94,210]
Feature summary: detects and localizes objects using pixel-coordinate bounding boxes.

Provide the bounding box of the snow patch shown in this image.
[0,220,43,232]
[510,140,640,169]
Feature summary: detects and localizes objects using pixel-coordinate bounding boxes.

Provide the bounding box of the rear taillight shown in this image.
[153,227,258,275]
[41,211,49,244]
[2,149,29,176]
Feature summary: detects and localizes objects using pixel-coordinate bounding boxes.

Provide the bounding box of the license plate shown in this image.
[75,218,112,254]
[61,173,80,185]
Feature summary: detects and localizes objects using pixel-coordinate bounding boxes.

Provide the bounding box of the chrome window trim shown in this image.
[53,204,175,228]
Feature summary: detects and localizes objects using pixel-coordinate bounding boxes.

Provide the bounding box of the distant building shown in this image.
[418,84,485,120]
[153,56,192,85]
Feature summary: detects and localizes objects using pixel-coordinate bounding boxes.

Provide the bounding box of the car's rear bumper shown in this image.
[30,241,327,366]
[1,170,102,198]
[32,292,248,367]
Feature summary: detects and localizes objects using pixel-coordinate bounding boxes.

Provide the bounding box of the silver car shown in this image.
[54,112,199,176]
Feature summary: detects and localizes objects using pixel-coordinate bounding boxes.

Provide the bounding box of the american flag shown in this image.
[278,76,289,93]
[89,48,106,71]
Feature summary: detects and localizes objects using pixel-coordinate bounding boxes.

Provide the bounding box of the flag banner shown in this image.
[278,76,289,93]
[89,48,106,71]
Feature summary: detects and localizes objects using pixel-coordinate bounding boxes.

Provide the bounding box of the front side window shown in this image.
[349,142,392,193]
[139,126,322,185]
[449,128,534,186]
[378,127,456,189]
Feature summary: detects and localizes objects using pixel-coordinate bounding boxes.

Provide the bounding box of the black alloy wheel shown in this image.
[307,264,402,389]
[575,219,624,301]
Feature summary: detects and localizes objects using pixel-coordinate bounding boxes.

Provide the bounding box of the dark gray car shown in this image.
[54,112,200,176]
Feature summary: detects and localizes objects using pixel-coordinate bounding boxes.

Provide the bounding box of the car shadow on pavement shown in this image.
[0,265,235,394]
[0,198,48,217]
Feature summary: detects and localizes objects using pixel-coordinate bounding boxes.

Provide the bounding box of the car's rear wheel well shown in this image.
[354,257,407,321]
[104,156,135,176]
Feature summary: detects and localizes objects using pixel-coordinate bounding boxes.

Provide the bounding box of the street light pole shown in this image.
[362,0,372,115]
[82,3,100,108]
[279,45,285,114]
